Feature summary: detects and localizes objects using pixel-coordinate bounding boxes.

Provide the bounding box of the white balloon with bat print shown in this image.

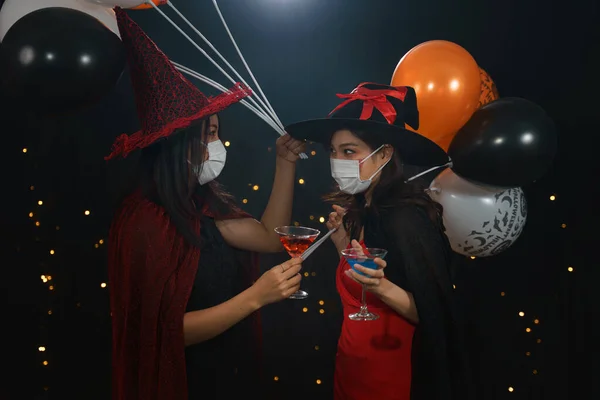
[428,168,527,257]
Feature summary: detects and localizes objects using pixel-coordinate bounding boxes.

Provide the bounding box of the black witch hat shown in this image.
[285,82,448,166]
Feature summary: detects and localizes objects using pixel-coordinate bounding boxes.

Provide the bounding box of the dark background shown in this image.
[1,0,598,399]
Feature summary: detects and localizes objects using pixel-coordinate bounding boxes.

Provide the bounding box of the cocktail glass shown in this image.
[274,226,320,299]
[341,247,388,321]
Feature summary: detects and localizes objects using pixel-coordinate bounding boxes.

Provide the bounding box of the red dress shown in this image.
[334,241,415,400]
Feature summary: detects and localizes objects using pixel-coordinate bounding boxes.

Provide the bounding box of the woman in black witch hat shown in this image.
[286,82,474,400]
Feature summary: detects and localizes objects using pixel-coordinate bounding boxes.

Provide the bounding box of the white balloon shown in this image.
[429,169,527,257]
[0,0,119,41]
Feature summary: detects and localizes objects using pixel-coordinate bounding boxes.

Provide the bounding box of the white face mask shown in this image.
[190,140,227,185]
[330,145,390,195]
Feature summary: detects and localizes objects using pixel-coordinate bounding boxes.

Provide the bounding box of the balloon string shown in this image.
[148,0,307,159]
[211,0,285,131]
[173,62,285,135]
[405,161,452,183]
[147,1,263,119]
[164,2,278,128]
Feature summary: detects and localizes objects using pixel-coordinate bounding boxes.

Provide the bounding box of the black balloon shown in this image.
[0,7,125,114]
[448,97,557,187]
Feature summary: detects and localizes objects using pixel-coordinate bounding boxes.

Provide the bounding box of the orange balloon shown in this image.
[478,67,499,108]
[391,40,481,151]
[131,0,167,10]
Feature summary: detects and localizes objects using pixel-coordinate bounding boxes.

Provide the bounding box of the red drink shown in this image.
[279,236,317,257]
[274,226,320,300]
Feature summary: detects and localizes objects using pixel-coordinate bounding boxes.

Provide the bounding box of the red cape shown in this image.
[108,191,259,399]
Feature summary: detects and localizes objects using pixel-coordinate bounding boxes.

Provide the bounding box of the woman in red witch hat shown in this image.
[286,83,475,400]
[106,8,306,400]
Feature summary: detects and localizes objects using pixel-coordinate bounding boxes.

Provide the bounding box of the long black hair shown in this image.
[133,115,238,248]
[323,128,445,240]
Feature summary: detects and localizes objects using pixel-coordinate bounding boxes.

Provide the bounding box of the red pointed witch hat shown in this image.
[105,7,251,160]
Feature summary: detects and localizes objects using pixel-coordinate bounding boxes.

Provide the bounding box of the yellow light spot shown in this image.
[536,339,542,344]
[519,312,525,317]
[29,212,34,218]
[311,150,316,156]
[252,185,259,191]
[298,178,305,184]
[319,217,325,223]
[48,310,52,315]
[470,256,476,259]
[22,148,28,153]
[525,328,531,333]
[49,285,54,291]
[95,244,99,249]
[242,199,248,204]
[30,186,35,190]
[534,319,539,324]
[84,210,90,216]
[55,226,60,231]
[533,369,538,375]
[319,309,325,314]
[273,376,279,381]
[99,239,104,245]
[38,200,43,206]
[47,276,52,281]
[311,272,316,276]
[318,300,324,305]
[302,307,308,312]
[453,284,456,289]
[549,195,556,201]
[100,282,107,288]
[304,272,309,277]
[35,221,40,227]
[316,379,322,385]
[38,346,46,352]
[561,223,567,228]
[224,141,230,147]
[49,250,55,255]
[508,387,514,392]
[568,266,574,272]
[525,352,531,356]
[309,215,315,220]
[314,345,320,350]
[294,221,300,226]
[42,361,48,366]
[501,292,506,297]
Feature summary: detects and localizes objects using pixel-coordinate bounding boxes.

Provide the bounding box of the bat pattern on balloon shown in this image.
[458,188,527,256]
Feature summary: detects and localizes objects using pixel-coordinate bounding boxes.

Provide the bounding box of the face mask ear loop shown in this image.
[358,144,386,166]
[405,159,453,183]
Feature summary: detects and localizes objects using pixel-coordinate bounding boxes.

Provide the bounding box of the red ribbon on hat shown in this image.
[329,83,408,125]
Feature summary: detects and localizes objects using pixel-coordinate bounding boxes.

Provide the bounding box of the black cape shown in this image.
[361,204,476,400]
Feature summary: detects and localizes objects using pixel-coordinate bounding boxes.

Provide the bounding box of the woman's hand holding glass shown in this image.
[249,257,303,307]
[344,240,387,293]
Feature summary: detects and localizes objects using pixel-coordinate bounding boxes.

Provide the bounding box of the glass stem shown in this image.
[360,285,368,314]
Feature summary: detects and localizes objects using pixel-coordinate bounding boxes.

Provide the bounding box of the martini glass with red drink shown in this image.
[274,226,320,299]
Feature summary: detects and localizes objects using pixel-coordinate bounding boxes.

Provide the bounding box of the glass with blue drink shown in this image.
[341,247,388,321]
